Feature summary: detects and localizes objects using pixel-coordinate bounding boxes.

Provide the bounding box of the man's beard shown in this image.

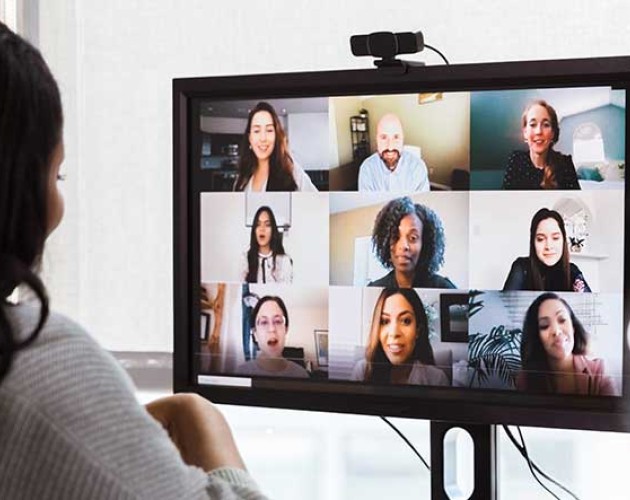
[380,149,401,171]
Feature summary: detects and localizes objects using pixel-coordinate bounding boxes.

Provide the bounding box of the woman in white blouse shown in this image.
[241,206,293,283]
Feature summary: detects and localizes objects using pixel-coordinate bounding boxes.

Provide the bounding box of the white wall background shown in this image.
[31,1,630,499]
[38,0,630,352]
[469,190,624,292]
[200,192,329,285]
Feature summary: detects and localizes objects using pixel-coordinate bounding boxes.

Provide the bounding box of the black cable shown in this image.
[424,44,450,65]
[507,426,561,500]
[380,416,430,471]
[502,425,580,500]
[514,427,580,500]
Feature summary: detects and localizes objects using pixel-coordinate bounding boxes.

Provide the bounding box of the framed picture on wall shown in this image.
[440,293,468,343]
[314,329,329,367]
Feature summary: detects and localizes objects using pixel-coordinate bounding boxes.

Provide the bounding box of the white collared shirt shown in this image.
[358,150,430,192]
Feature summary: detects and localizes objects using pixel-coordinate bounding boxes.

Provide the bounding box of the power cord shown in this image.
[424,44,450,65]
[380,416,430,471]
[380,417,579,499]
[502,425,581,500]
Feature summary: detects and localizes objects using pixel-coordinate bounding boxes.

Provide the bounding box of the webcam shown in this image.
[350,31,425,70]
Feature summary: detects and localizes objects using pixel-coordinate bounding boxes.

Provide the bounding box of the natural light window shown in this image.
[0,0,18,31]
[572,122,605,165]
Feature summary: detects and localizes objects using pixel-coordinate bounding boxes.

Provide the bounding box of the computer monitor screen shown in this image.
[174,57,630,431]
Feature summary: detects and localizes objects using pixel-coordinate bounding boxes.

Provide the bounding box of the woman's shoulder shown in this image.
[550,150,574,164]
[7,303,94,348]
[417,273,456,289]
[350,359,367,381]
[291,161,318,192]
[409,362,449,386]
[282,361,310,378]
[507,150,529,162]
[503,257,530,291]
[5,304,134,391]
[569,262,584,276]
[511,257,530,270]
[574,355,606,375]
[368,271,395,288]
[505,150,531,169]
[276,253,293,265]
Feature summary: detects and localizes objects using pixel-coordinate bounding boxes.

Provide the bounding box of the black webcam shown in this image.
[350,31,424,65]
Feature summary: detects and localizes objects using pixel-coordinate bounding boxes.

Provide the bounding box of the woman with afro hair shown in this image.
[368,196,456,289]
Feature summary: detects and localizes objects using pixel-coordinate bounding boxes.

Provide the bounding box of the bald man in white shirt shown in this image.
[358,113,430,192]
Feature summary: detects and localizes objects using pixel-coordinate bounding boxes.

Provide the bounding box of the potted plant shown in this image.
[467,291,522,389]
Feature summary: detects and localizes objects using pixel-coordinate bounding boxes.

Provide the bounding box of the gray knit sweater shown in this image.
[0,303,268,500]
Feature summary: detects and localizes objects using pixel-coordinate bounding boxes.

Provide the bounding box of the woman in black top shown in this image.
[502,100,580,190]
[503,208,591,292]
[368,197,456,289]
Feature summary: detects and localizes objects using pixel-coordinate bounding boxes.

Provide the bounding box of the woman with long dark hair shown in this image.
[0,22,265,499]
[502,100,580,190]
[503,208,591,292]
[351,288,448,386]
[241,206,293,283]
[233,101,317,192]
[368,196,456,289]
[517,292,615,395]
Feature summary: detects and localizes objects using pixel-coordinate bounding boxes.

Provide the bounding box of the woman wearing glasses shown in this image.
[236,296,310,378]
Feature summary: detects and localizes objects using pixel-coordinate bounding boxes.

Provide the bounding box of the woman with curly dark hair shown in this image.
[241,206,293,283]
[517,292,616,395]
[0,22,265,499]
[502,100,580,190]
[233,101,317,192]
[351,288,448,386]
[368,196,456,289]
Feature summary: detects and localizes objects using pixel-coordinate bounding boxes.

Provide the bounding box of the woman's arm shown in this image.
[292,161,318,192]
[570,263,591,292]
[275,255,293,283]
[145,394,246,472]
[350,359,367,381]
[3,308,266,499]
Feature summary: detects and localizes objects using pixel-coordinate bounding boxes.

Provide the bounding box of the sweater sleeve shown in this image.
[0,307,268,500]
[570,263,592,292]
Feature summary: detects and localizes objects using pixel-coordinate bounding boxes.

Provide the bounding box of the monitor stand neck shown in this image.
[430,421,498,500]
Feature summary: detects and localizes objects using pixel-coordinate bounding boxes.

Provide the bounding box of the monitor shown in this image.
[173,56,630,432]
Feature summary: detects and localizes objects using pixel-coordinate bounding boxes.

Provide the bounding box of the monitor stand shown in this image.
[430,421,497,500]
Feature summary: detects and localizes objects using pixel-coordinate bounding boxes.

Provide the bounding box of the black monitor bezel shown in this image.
[173,56,630,432]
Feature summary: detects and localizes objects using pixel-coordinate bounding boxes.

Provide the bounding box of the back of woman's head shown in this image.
[0,22,62,379]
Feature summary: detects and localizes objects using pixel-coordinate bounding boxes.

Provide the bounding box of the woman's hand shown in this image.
[145,393,246,472]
